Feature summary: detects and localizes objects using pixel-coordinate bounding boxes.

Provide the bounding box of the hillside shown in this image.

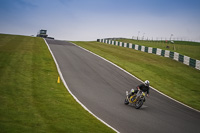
[0,34,114,133]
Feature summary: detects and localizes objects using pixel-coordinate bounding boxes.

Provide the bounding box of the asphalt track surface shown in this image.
[45,39,200,133]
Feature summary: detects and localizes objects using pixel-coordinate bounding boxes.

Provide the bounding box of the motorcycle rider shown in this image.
[128,80,150,99]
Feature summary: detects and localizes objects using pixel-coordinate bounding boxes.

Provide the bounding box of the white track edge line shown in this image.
[43,39,120,133]
[71,42,200,113]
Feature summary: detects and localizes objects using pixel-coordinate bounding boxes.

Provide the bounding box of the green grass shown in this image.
[0,34,115,133]
[73,41,200,111]
[116,39,200,60]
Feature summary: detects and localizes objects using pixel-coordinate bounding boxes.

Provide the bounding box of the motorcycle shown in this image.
[124,89,145,109]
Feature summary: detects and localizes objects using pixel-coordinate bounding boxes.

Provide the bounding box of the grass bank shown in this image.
[73,41,200,110]
[0,34,114,133]
[116,39,200,60]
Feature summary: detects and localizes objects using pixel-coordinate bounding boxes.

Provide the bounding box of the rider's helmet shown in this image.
[144,80,150,86]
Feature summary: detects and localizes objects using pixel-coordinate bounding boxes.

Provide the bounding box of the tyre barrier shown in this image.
[97,39,200,70]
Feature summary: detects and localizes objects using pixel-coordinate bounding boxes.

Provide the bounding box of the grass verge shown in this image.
[73,41,200,111]
[0,34,115,133]
[116,39,200,60]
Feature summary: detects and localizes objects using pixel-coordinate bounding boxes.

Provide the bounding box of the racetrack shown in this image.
[45,39,200,133]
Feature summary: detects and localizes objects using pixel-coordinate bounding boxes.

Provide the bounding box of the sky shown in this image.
[0,0,200,41]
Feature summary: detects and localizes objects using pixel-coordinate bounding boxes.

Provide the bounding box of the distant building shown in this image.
[37,29,48,38]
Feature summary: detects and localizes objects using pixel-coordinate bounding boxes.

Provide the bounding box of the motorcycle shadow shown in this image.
[127,103,148,110]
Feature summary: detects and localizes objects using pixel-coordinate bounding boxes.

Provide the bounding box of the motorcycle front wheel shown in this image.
[135,99,143,109]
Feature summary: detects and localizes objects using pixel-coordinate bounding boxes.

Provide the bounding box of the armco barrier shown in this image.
[97,39,200,70]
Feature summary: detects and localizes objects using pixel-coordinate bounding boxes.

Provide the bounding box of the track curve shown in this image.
[45,39,200,133]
